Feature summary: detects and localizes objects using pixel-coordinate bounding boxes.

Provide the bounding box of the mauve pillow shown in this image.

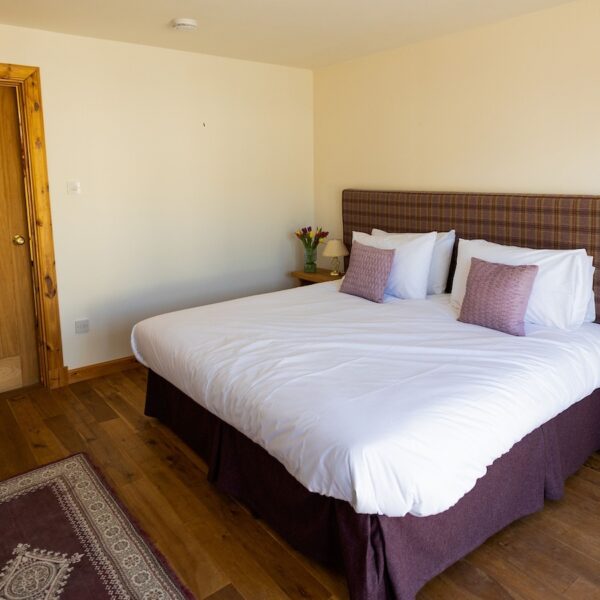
[458,258,539,336]
[340,242,394,303]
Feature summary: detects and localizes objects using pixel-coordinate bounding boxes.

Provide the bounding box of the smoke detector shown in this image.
[172,18,198,32]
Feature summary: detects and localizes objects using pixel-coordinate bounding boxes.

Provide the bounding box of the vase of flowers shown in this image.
[295,226,329,273]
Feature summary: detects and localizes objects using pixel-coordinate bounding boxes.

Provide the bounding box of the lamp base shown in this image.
[329,256,342,277]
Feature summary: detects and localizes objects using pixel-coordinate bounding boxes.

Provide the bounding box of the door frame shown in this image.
[1,63,67,388]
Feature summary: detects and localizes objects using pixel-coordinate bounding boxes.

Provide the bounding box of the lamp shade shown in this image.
[322,239,349,258]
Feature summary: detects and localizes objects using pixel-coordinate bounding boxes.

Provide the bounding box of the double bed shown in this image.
[132,190,600,599]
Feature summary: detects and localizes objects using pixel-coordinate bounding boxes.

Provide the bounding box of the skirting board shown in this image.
[68,356,140,385]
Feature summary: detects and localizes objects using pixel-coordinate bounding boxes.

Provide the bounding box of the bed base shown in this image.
[145,370,600,600]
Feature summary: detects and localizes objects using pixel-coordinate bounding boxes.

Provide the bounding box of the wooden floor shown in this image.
[1,366,600,600]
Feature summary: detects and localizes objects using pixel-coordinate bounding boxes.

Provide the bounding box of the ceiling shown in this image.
[0,0,573,68]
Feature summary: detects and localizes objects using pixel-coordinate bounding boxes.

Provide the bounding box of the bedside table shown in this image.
[291,268,344,286]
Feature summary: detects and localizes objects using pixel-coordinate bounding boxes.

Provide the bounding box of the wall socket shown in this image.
[75,318,90,334]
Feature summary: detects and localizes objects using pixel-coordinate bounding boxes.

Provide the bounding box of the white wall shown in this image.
[314,0,600,241]
[5,0,599,369]
[0,24,314,368]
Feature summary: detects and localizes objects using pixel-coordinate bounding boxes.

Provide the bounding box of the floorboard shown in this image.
[1,366,599,600]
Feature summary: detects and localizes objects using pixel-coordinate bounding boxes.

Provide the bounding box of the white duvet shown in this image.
[131,281,600,517]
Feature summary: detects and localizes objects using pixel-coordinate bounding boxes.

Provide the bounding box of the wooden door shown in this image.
[0,85,39,391]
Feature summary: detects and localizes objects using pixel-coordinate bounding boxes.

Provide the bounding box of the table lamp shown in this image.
[322,239,349,276]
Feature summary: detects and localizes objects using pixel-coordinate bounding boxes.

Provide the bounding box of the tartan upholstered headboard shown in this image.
[342,189,600,321]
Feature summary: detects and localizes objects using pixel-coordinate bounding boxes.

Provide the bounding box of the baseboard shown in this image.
[68,356,140,385]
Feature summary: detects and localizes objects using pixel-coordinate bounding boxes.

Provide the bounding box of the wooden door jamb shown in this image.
[0,63,67,388]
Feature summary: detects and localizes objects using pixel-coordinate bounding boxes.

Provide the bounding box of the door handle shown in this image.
[12,234,26,246]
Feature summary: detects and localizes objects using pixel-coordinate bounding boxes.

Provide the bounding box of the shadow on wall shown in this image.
[65,263,298,368]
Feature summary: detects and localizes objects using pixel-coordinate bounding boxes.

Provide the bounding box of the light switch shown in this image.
[67,180,82,195]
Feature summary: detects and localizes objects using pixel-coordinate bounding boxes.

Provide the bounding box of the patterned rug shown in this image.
[0,454,194,600]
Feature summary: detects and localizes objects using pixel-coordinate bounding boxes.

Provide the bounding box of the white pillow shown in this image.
[585,256,596,322]
[353,231,436,299]
[372,229,456,295]
[451,239,594,330]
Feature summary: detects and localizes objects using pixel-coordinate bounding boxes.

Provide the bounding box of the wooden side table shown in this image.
[291,268,344,286]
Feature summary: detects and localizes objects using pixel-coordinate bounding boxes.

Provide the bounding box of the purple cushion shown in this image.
[340,242,394,303]
[458,257,539,336]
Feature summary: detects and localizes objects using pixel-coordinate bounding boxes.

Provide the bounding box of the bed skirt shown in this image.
[145,370,600,600]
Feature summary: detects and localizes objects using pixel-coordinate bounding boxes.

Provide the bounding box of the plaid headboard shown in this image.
[342,189,600,321]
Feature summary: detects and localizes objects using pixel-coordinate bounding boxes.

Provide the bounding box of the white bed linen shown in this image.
[131,281,600,517]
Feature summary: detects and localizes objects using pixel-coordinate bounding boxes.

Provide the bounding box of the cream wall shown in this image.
[0,24,313,368]
[314,0,600,241]
[4,0,599,369]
